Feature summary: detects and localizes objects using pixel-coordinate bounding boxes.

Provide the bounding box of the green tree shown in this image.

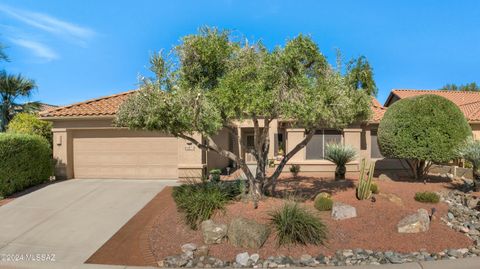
[0,71,37,131]
[0,42,7,62]
[458,138,480,191]
[116,27,374,203]
[440,82,480,91]
[7,112,52,143]
[378,95,471,180]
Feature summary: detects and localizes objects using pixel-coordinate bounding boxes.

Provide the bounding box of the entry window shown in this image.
[274,132,284,155]
[370,130,383,158]
[306,130,342,160]
[246,135,255,148]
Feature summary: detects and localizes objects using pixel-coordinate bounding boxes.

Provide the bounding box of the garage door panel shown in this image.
[73,133,178,179]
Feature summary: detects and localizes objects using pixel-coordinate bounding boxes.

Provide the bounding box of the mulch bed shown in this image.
[86,188,173,266]
[88,174,474,266]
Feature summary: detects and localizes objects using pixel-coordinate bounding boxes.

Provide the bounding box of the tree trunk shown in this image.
[335,165,346,180]
[473,165,480,192]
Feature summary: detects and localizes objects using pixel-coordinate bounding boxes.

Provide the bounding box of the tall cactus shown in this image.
[356,159,375,200]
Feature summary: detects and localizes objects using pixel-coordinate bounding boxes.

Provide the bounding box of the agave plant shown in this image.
[457,138,480,191]
[325,143,357,180]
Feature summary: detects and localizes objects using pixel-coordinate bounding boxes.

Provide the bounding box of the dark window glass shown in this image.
[246,135,255,148]
[370,130,383,158]
[305,130,342,160]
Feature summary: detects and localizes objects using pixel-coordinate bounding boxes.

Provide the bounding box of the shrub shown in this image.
[290,164,301,178]
[269,202,327,246]
[370,182,380,194]
[0,133,52,197]
[324,143,357,180]
[172,180,242,229]
[378,95,471,180]
[414,191,440,203]
[457,138,480,191]
[7,113,52,144]
[209,169,221,182]
[314,196,333,211]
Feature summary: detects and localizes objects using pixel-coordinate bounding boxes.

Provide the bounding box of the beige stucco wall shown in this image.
[471,123,480,140]
[50,117,205,180]
[207,128,231,172]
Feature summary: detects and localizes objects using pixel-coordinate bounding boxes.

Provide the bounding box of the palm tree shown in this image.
[0,71,37,131]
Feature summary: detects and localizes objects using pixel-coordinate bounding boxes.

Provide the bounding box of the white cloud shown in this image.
[10,38,59,61]
[0,4,95,45]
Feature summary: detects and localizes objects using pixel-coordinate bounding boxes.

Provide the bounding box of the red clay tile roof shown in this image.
[370,97,386,123]
[387,89,480,121]
[41,90,386,123]
[40,90,137,117]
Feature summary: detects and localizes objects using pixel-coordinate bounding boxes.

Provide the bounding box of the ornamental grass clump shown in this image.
[414,191,440,203]
[172,180,242,229]
[457,138,480,191]
[269,202,327,246]
[325,143,357,180]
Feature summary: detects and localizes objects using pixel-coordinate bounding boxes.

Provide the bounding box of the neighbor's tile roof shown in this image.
[389,89,480,121]
[370,97,386,123]
[40,90,137,117]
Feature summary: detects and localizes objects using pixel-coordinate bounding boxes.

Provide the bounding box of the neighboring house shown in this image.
[40,90,386,180]
[385,89,480,139]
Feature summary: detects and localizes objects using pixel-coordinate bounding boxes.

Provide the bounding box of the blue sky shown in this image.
[0,0,479,106]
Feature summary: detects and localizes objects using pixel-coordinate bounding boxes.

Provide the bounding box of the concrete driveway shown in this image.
[0,179,175,269]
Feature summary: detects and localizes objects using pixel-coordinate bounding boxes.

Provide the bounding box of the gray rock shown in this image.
[331,202,357,220]
[236,252,250,266]
[447,212,455,220]
[466,197,480,209]
[181,243,197,253]
[250,253,260,263]
[201,220,228,244]
[397,208,430,233]
[228,217,270,249]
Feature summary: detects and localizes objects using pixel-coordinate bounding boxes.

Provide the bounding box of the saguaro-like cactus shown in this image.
[356,159,375,200]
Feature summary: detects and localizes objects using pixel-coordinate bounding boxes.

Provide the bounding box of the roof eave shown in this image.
[40,115,116,121]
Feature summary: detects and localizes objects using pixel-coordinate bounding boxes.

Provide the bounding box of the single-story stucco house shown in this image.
[40,89,480,180]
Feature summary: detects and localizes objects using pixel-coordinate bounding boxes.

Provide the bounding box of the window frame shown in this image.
[305,129,343,160]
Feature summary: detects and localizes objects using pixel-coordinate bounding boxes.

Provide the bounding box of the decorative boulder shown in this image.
[331,202,357,220]
[227,217,270,249]
[201,220,228,244]
[397,208,430,233]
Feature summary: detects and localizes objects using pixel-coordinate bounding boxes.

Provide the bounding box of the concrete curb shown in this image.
[2,257,480,269]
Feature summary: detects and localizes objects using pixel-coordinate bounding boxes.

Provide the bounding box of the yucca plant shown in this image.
[457,138,480,191]
[325,143,357,180]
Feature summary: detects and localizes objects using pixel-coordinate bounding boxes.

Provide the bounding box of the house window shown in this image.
[306,130,342,160]
[274,132,284,155]
[370,130,383,158]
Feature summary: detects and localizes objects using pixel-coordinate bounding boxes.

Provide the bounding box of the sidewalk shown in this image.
[2,257,480,269]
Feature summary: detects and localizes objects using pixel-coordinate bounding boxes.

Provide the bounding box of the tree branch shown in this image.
[267,129,316,192]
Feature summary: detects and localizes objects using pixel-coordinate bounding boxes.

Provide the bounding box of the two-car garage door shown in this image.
[73,130,178,179]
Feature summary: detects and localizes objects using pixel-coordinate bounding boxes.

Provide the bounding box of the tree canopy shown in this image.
[378,94,471,180]
[0,71,37,131]
[116,27,376,202]
[440,82,480,91]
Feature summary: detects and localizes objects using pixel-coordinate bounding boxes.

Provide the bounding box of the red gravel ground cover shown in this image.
[89,173,474,266]
[149,174,473,262]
